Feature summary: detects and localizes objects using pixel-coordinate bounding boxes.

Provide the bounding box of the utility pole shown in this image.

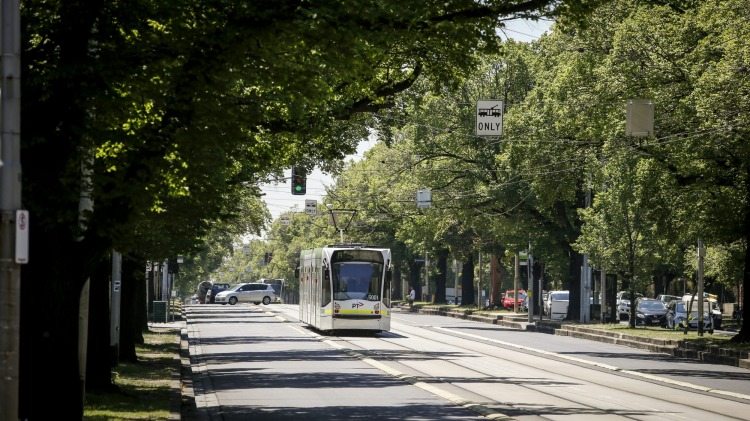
[580,188,592,323]
[697,239,705,336]
[527,244,534,323]
[110,251,122,363]
[477,252,482,308]
[513,253,519,313]
[0,1,22,418]
[600,268,606,323]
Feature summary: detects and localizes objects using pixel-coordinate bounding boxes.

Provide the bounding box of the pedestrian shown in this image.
[408,287,415,308]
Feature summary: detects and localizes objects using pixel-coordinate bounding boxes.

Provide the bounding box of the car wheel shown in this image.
[229,296,237,305]
[262,296,271,305]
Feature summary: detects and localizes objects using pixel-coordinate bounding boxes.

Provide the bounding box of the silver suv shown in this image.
[214,283,277,305]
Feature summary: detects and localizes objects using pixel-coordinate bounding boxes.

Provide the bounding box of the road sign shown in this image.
[626,99,653,137]
[305,199,317,215]
[417,188,432,209]
[15,210,29,264]
[476,100,503,136]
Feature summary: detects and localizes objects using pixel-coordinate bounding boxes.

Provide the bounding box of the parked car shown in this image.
[616,291,643,321]
[665,300,713,332]
[502,289,527,310]
[545,290,569,321]
[634,298,667,327]
[655,294,681,304]
[214,282,277,305]
[206,282,231,304]
[681,294,723,329]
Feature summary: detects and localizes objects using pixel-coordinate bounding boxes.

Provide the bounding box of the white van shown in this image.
[546,290,569,321]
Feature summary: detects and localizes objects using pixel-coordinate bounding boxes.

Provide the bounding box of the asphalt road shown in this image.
[185,304,750,420]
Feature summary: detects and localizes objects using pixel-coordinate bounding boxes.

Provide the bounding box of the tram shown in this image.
[298,244,392,332]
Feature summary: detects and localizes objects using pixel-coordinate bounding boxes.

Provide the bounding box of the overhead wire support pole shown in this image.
[0,0,22,419]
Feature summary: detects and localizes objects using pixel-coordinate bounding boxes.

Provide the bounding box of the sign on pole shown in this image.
[416,188,432,209]
[626,99,654,137]
[15,210,29,264]
[305,199,317,216]
[476,100,503,136]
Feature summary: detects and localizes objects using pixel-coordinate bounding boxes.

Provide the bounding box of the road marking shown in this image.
[323,337,512,420]
[430,326,750,401]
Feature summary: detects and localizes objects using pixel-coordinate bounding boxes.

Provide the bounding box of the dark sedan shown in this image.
[635,298,667,326]
[207,282,231,304]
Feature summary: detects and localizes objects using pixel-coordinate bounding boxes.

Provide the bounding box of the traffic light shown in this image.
[291,167,306,195]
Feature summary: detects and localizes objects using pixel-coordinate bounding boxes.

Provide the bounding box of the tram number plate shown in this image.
[367,294,379,301]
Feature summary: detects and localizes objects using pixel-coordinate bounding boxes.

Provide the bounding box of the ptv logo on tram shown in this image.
[352,301,364,309]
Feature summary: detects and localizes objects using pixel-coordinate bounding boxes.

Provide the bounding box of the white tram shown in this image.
[298,244,392,332]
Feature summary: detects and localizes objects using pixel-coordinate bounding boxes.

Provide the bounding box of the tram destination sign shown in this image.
[476,100,503,136]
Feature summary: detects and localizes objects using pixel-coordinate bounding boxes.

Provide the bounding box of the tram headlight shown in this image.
[374,303,380,314]
[334,302,340,313]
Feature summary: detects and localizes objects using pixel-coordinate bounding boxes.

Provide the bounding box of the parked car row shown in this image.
[617,291,719,332]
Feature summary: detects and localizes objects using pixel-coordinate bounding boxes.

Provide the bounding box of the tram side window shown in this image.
[366,263,383,301]
[321,265,331,307]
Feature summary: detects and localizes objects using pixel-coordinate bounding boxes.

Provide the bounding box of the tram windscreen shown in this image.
[331,250,384,301]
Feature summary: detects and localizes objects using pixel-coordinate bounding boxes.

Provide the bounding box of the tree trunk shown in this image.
[566,245,583,321]
[20,233,93,419]
[434,249,448,304]
[86,254,116,391]
[732,172,750,342]
[409,260,422,300]
[490,254,501,307]
[120,254,145,361]
[461,256,475,306]
[393,264,403,300]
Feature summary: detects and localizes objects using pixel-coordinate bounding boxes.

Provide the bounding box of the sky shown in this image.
[259,18,553,223]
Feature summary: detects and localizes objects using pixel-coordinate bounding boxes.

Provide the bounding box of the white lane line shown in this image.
[429,325,750,401]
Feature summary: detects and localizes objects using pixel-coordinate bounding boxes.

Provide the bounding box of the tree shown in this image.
[22,1,606,416]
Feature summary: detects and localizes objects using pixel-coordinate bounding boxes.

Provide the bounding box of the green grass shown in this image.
[589,323,750,351]
[84,328,180,420]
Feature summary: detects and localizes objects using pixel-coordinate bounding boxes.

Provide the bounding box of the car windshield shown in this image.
[638,301,665,311]
[229,284,244,291]
[551,292,569,301]
[675,302,710,316]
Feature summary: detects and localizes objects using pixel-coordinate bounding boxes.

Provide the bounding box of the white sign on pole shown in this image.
[626,99,654,137]
[15,210,29,264]
[280,215,290,225]
[476,100,503,136]
[416,188,432,209]
[305,199,317,216]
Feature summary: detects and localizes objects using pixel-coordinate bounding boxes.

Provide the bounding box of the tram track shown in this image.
[269,305,750,420]
[389,321,748,420]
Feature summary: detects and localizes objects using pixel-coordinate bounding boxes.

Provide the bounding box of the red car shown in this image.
[502,289,527,310]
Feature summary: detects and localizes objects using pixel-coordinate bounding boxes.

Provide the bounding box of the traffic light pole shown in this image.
[0,2,22,418]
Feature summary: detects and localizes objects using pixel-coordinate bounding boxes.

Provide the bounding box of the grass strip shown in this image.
[84,328,179,420]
